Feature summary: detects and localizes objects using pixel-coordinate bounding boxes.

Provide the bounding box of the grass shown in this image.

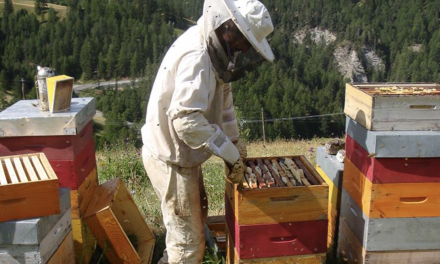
[96,137,333,263]
[0,0,68,18]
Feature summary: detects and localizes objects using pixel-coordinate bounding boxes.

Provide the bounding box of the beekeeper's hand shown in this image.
[233,138,247,159]
[225,158,244,184]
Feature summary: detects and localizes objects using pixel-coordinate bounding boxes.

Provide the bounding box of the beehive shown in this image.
[84,179,155,264]
[225,156,328,260]
[0,153,59,222]
[344,83,440,131]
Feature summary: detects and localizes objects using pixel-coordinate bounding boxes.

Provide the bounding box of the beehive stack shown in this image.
[0,154,74,264]
[0,98,97,264]
[315,146,344,256]
[340,83,440,263]
[225,156,328,264]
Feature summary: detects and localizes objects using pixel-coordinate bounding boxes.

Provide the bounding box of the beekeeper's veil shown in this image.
[198,0,275,82]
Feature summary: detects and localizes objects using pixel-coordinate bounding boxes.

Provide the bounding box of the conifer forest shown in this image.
[1,0,440,147]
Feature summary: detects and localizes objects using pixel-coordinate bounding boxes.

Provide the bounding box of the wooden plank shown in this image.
[46,231,75,264]
[32,155,49,180]
[23,156,39,181]
[0,161,8,185]
[344,158,440,218]
[4,158,19,183]
[13,157,29,183]
[38,153,58,180]
[346,135,440,183]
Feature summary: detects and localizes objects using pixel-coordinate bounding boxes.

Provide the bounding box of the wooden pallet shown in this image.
[346,135,440,183]
[84,179,155,264]
[344,82,440,131]
[226,155,328,225]
[0,153,59,222]
[343,158,440,218]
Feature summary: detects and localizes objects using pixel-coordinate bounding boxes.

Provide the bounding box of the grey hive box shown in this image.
[0,208,72,264]
[345,116,440,158]
[0,188,70,245]
[0,97,95,137]
[316,146,344,188]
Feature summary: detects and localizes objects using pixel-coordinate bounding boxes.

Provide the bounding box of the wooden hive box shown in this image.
[345,135,440,183]
[83,178,155,264]
[0,97,95,137]
[46,75,74,113]
[0,121,94,161]
[344,82,440,131]
[0,208,72,264]
[345,116,440,158]
[343,158,440,219]
[315,147,344,251]
[0,153,60,222]
[0,188,70,245]
[48,138,97,190]
[46,230,75,264]
[225,225,326,264]
[206,215,227,254]
[337,217,440,264]
[70,167,98,264]
[225,156,328,260]
[340,188,440,252]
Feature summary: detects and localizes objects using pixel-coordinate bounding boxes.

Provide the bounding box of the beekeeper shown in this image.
[141,0,274,262]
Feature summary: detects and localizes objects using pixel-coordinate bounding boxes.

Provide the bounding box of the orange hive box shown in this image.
[83,178,155,264]
[0,153,59,222]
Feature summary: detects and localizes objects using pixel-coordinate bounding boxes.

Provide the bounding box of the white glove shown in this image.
[225,158,244,184]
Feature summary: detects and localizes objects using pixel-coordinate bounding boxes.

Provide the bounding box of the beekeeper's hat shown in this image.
[223,0,275,62]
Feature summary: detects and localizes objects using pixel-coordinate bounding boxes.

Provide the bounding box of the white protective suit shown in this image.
[141,0,274,263]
